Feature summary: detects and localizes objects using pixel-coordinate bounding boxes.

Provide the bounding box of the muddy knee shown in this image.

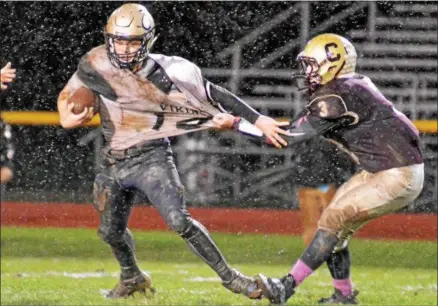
[319,205,370,248]
[93,173,117,213]
[164,209,192,234]
[319,208,345,232]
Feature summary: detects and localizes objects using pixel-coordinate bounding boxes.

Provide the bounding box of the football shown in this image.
[67,86,99,115]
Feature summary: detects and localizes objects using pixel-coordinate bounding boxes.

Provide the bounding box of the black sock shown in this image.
[327,246,351,279]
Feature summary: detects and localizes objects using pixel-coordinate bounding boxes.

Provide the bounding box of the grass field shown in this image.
[1,227,437,305]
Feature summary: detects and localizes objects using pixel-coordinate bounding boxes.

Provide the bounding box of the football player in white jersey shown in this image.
[57,3,289,299]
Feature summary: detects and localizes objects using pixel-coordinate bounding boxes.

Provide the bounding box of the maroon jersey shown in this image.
[287,75,423,173]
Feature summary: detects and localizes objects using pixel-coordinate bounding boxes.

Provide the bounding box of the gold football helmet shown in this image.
[294,33,357,92]
[104,3,157,70]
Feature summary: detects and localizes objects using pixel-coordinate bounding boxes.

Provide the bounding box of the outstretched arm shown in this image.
[279,93,359,146]
[205,79,290,148]
[205,79,260,124]
[278,110,355,147]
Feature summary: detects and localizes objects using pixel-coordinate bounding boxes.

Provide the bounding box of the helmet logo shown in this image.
[324,43,341,62]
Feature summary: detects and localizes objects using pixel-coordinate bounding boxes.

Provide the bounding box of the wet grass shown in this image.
[1,227,436,269]
[1,227,437,305]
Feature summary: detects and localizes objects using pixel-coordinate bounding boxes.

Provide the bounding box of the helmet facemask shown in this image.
[105,29,156,71]
[293,55,323,94]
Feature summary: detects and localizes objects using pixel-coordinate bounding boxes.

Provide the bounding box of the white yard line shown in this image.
[2,271,119,279]
[400,284,437,292]
[185,276,221,282]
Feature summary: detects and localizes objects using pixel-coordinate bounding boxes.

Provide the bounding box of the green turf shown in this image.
[1,227,437,305]
[1,227,437,269]
[2,257,436,305]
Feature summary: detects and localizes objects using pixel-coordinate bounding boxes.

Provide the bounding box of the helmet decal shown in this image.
[325,43,341,62]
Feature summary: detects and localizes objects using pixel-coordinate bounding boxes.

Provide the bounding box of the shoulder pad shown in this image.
[148,54,201,84]
[148,53,207,102]
[76,49,117,101]
[147,65,173,94]
[81,45,108,69]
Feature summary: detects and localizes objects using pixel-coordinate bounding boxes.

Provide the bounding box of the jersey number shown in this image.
[152,113,212,131]
[317,101,329,117]
[152,113,165,130]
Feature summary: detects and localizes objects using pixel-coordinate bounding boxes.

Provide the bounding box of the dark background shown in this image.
[0,2,435,212]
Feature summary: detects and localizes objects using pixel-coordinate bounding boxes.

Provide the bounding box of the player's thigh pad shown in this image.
[318,163,424,233]
[129,147,190,233]
[133,147,185,209]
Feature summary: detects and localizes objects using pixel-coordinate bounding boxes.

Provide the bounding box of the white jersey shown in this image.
[67,45,220,150]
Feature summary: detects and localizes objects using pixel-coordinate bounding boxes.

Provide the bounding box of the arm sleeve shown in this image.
[204,79,260,124]
[284,111,354,146]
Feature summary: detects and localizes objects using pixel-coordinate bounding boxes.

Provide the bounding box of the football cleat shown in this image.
[222,269,262,299]
[256,273,296,305]
[318,289,359,304]
[105,271,155,299]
